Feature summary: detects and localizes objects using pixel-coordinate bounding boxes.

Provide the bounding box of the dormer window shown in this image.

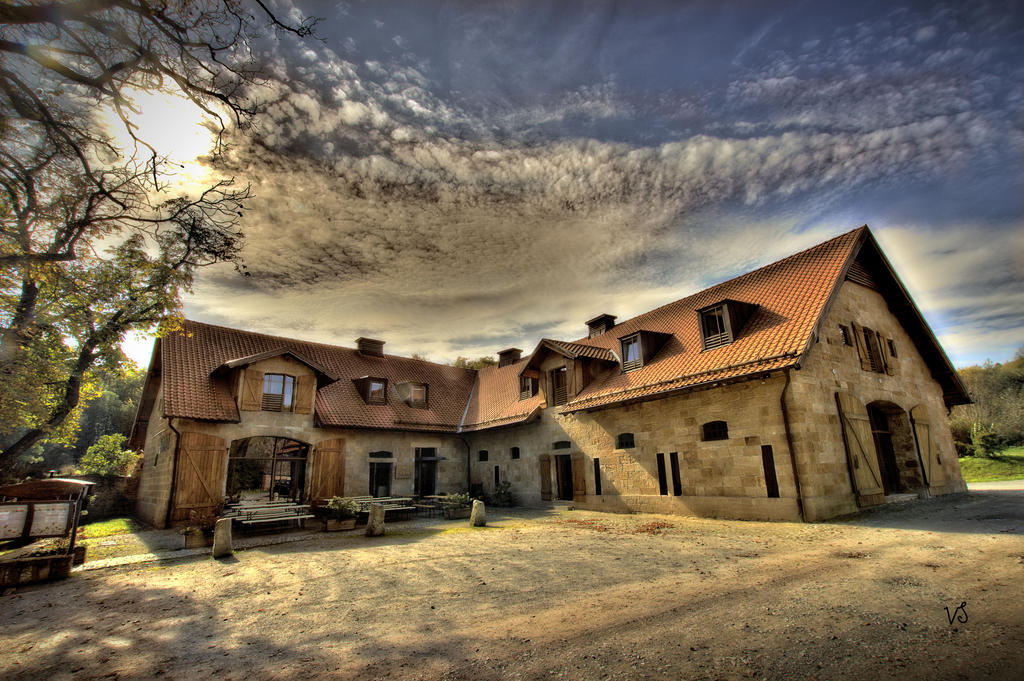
[261,374,294,411]
[699,300,757,351]
[621,334,641,372]
[354,376,388,404]
[700,305,730,350]
[519,375,538,400]
[409,383,427,407]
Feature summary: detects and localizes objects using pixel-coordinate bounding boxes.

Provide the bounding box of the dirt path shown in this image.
[2,491,1022,681]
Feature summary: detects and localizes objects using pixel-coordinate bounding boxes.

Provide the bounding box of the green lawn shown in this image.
[959,446,1024,482]
[78,516,142,539]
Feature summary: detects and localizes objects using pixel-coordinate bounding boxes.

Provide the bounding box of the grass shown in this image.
[959,446,1024,482]
[78,516,142,539]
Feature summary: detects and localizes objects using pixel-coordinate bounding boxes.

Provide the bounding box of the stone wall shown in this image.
[466,372,803,521]
[788,279,966,521]
[135,385,176,527]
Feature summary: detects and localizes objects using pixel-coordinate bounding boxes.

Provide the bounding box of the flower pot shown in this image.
[183,531,212,549]
[444,506,471,520]
[323,517,357,531]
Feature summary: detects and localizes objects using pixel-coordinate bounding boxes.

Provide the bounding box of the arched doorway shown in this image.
[226,436,310,504]
[866,401,925,494]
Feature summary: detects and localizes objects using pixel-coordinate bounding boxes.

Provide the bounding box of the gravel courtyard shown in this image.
[2,487,1022,681]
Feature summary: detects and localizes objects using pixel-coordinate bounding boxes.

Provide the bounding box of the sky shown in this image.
[121,0,1024,369]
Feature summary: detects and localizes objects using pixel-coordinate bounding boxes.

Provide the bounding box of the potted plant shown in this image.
[179,506,221,548]
[442,492,473,520]
[321,496,359,531]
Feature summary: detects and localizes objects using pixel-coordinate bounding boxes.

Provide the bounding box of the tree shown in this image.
[79,433,138,476]
[452,355,498,370]
[0,2,316,471]
[949,347,1024,456]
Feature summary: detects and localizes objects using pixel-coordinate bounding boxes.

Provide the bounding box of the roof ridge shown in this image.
[570,225,866,344]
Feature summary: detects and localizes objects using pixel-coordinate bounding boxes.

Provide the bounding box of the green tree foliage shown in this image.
[79,433,138,476]
[452,356,498,370]
[0,2,315,471]
[950,347,1024,456]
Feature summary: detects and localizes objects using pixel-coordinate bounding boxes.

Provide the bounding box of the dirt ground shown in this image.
[2,487,1022,681]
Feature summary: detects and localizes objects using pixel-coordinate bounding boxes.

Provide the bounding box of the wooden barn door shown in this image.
[172,432,227,522]
[910,405,945,489]
[310,438,346,501]
[835,392,885,506]
[539,454,552,501]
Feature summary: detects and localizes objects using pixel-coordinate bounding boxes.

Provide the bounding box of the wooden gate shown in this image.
[910,405,945,488]
[310,438,346,500]
[539,454,552,501]
[172,432,227,522]
[835,392,885,506]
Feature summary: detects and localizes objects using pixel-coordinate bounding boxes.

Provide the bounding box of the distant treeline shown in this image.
[950,347,1024,456]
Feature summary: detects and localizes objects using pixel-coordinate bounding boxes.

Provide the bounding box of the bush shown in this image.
[487,481,516,507]
[975,432,1005,458]
[955,441,976,458]
[441,492,472,510]
[324,496,359,520]
[79,434,139,476]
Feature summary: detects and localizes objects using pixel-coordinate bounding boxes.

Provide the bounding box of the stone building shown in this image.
[130,226,969,527]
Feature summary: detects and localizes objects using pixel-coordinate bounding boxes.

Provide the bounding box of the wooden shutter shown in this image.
[294,375,317,414]
[910,405,945,488]
[835,392,884,505]
[882,335,897,376]
[171,432,226,521]
[240,369,263,411]
[310,438,346,500]
[539,454,552,501]
[571,453,586,499]
[850,322,873,372]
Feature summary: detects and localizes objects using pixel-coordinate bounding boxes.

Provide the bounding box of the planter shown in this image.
[183,531,213,549]
[0,553,74,587]
[444,506,471,520]
[322,517,357,531]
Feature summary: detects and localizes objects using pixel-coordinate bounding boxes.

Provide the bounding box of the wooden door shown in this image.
[910,405,945,488]
[310,438,346,500]
[539,454,552,501]
[172,432,227,521]
[835,392,884,505]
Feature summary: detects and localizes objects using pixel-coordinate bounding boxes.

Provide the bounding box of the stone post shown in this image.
[212,517,233,558]
[366,504,386,536]
[470,499,486,527]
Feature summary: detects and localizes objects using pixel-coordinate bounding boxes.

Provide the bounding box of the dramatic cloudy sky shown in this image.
[125,0,1024,368]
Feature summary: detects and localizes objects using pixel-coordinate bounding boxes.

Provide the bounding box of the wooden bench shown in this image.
[224,502,314,530]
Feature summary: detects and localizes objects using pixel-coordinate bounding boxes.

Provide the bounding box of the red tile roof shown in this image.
[147,226,965,436]
[160,321,475,431]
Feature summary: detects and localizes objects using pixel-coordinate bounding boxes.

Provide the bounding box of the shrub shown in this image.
[955,441,976,458]
[79,434,139,476]
[325,496,359,520]
[975,432,1005,458]
[488,481,516,507]
[441,492,472,510]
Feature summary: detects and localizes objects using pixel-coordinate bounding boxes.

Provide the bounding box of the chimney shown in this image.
[497,348,523,367]
[356,337,385,357]
[585,313,617,338]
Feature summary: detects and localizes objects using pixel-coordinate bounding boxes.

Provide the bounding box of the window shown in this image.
[478,450,489,462]
[408,382,428,407]
[553,440,571,449]
[616,432,635,449]
[550,366,567,406]
[494,465,500,486]
[656,452,668,495]
[702,420,729,441]
[621,334,641,372]
[762,445,780,498]
[366,376,385,403]
[839,325,852,346]
[862,327,884,373]
[593,458,602,495]
[369,450,392,458]
[261,373,294,411]
[519,375,537,400]
[669,452,682,496]
[700,305,731,350]
[510,447,521,460]
[887,339,898,358]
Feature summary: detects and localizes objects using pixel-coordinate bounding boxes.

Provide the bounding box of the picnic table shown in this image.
[223,500,314,529]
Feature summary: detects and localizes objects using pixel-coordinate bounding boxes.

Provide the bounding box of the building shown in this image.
[130,226,969,527]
